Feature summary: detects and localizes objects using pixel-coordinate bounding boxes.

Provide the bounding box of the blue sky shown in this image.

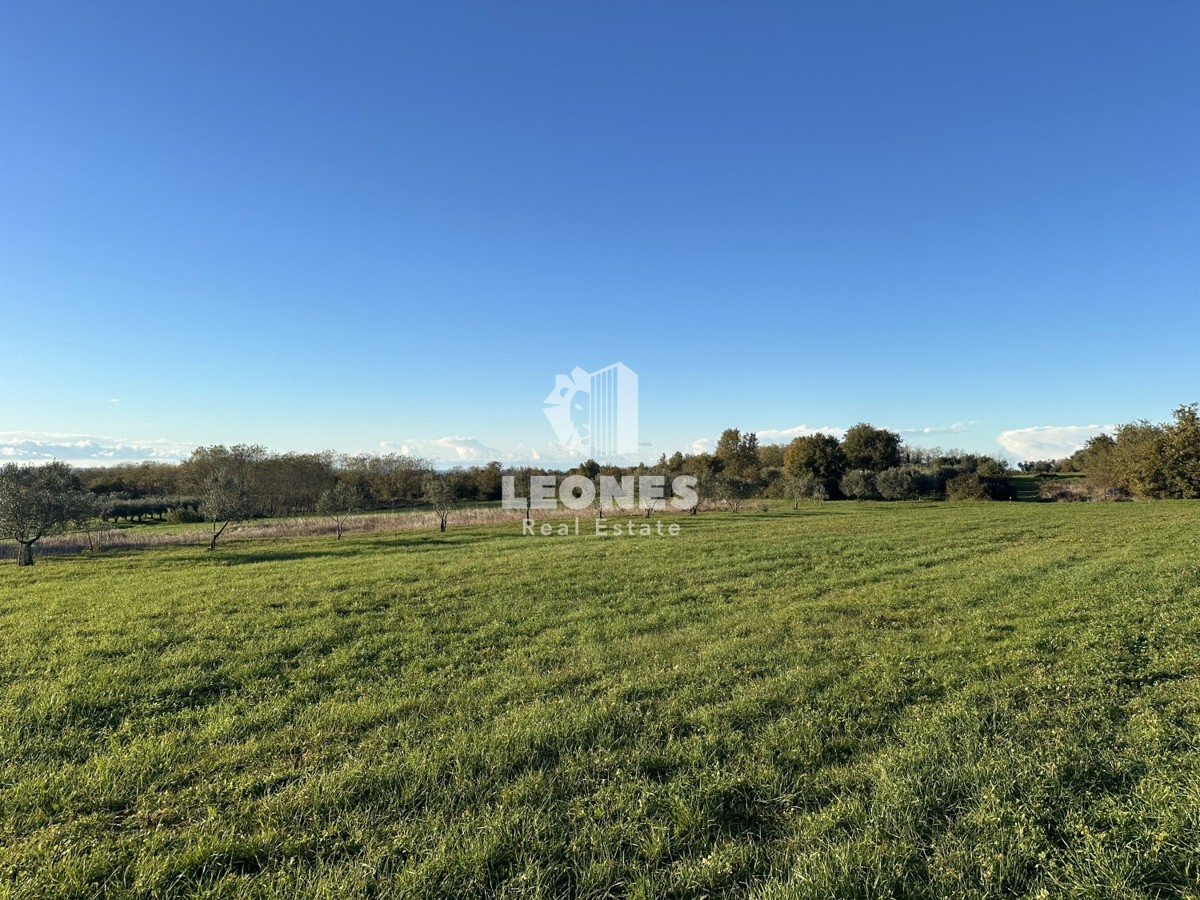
[2,2,1197,467]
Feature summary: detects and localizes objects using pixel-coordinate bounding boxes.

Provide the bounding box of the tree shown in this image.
[683,470,718,515]
[473,461,504,501]
[875,466,924,501]
[1163,403,1200,499]
[0,462,93,566]
[317,481,362,539]
[841,423,902,472]
[202,469,254,551]
[423,473,456,532]
[839,469,879,500]
[715,475,756,513]
[1112,421,1169,498]
[783,434,847,489]
[757,443,785,469]
[779,472,806,509]
[715,429,760,481]
[945,472,991,501]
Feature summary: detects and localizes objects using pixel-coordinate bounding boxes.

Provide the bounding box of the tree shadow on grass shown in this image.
[217,532,496,564]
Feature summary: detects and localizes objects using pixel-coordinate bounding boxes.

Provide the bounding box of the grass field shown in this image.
[3,502,1200,898]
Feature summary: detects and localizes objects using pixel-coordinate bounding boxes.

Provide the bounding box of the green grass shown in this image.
[1004,476,1043,502]
[3,503,1200,898]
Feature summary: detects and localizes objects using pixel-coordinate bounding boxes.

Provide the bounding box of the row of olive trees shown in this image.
[76,449,507,511]
[1,459,464,565]
[204,469,460,549]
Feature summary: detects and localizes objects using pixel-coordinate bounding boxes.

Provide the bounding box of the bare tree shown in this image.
[316,481,362,539]
[715,475,756,513]
[423,473,456,532]
[591,477,605,519]
[202,469,254,551]
[0,462,93,566]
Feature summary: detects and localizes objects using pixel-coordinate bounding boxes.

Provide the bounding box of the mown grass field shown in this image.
[3,502,1200,898]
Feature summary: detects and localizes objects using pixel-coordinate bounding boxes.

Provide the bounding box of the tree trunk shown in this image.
[439,517,447,532]
[16,541,34,566]
[208,521,229,551]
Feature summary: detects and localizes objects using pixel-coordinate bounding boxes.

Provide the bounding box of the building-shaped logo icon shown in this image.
[587,363,638,457]
[543,362,639,459]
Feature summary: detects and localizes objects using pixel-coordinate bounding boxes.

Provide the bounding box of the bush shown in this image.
[839,469,879,500]
[876,466,923,500]
[945,473,991,501]
[165,507,204,525]
[1040,479,1093,502]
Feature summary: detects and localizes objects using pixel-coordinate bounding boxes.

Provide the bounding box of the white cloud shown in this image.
[381,436,504,464]
[755,421,977,446]
[689,437,711,454]
[757,424,847,444]
[996,424,1116,461]
[381,436,658,469]
[0,432,194,466]
[897,421,977,436]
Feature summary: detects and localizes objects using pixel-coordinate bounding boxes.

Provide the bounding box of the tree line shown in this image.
[1021,404,1200,500]
[4,404,1198,564]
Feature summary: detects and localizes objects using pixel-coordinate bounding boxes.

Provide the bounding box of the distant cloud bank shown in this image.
[996,424,1115,461]
[382,436,504,463]
[0,432,194,466]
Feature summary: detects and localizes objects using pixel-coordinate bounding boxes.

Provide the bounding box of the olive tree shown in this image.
[0,462,93,566]
[202,469,254,551]
[839,469,879,500]
[715,475,756,513]
[316,481,362,539]
[423,473,456,532]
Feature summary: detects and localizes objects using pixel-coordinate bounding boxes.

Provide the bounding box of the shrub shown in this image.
[876,466,923,500]
[166,507,204,524]
[945,473,991,501]
[839,469,879,500]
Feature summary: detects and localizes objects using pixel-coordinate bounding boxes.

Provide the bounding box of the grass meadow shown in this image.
[2,502,1200,898]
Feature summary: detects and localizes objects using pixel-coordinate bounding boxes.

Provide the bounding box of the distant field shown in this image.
[3,503,1200,897]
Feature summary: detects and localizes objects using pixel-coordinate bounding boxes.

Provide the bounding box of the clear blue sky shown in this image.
[2,2,1197,466]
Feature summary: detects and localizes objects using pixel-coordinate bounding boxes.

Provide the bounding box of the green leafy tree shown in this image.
[715,429,760,481]
[757,444,785,469]
[783,434,847,487]
[1163,403,1200,499]
[841,423,902,472]
[0,462,93,566]
[1113,421,1169,498]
